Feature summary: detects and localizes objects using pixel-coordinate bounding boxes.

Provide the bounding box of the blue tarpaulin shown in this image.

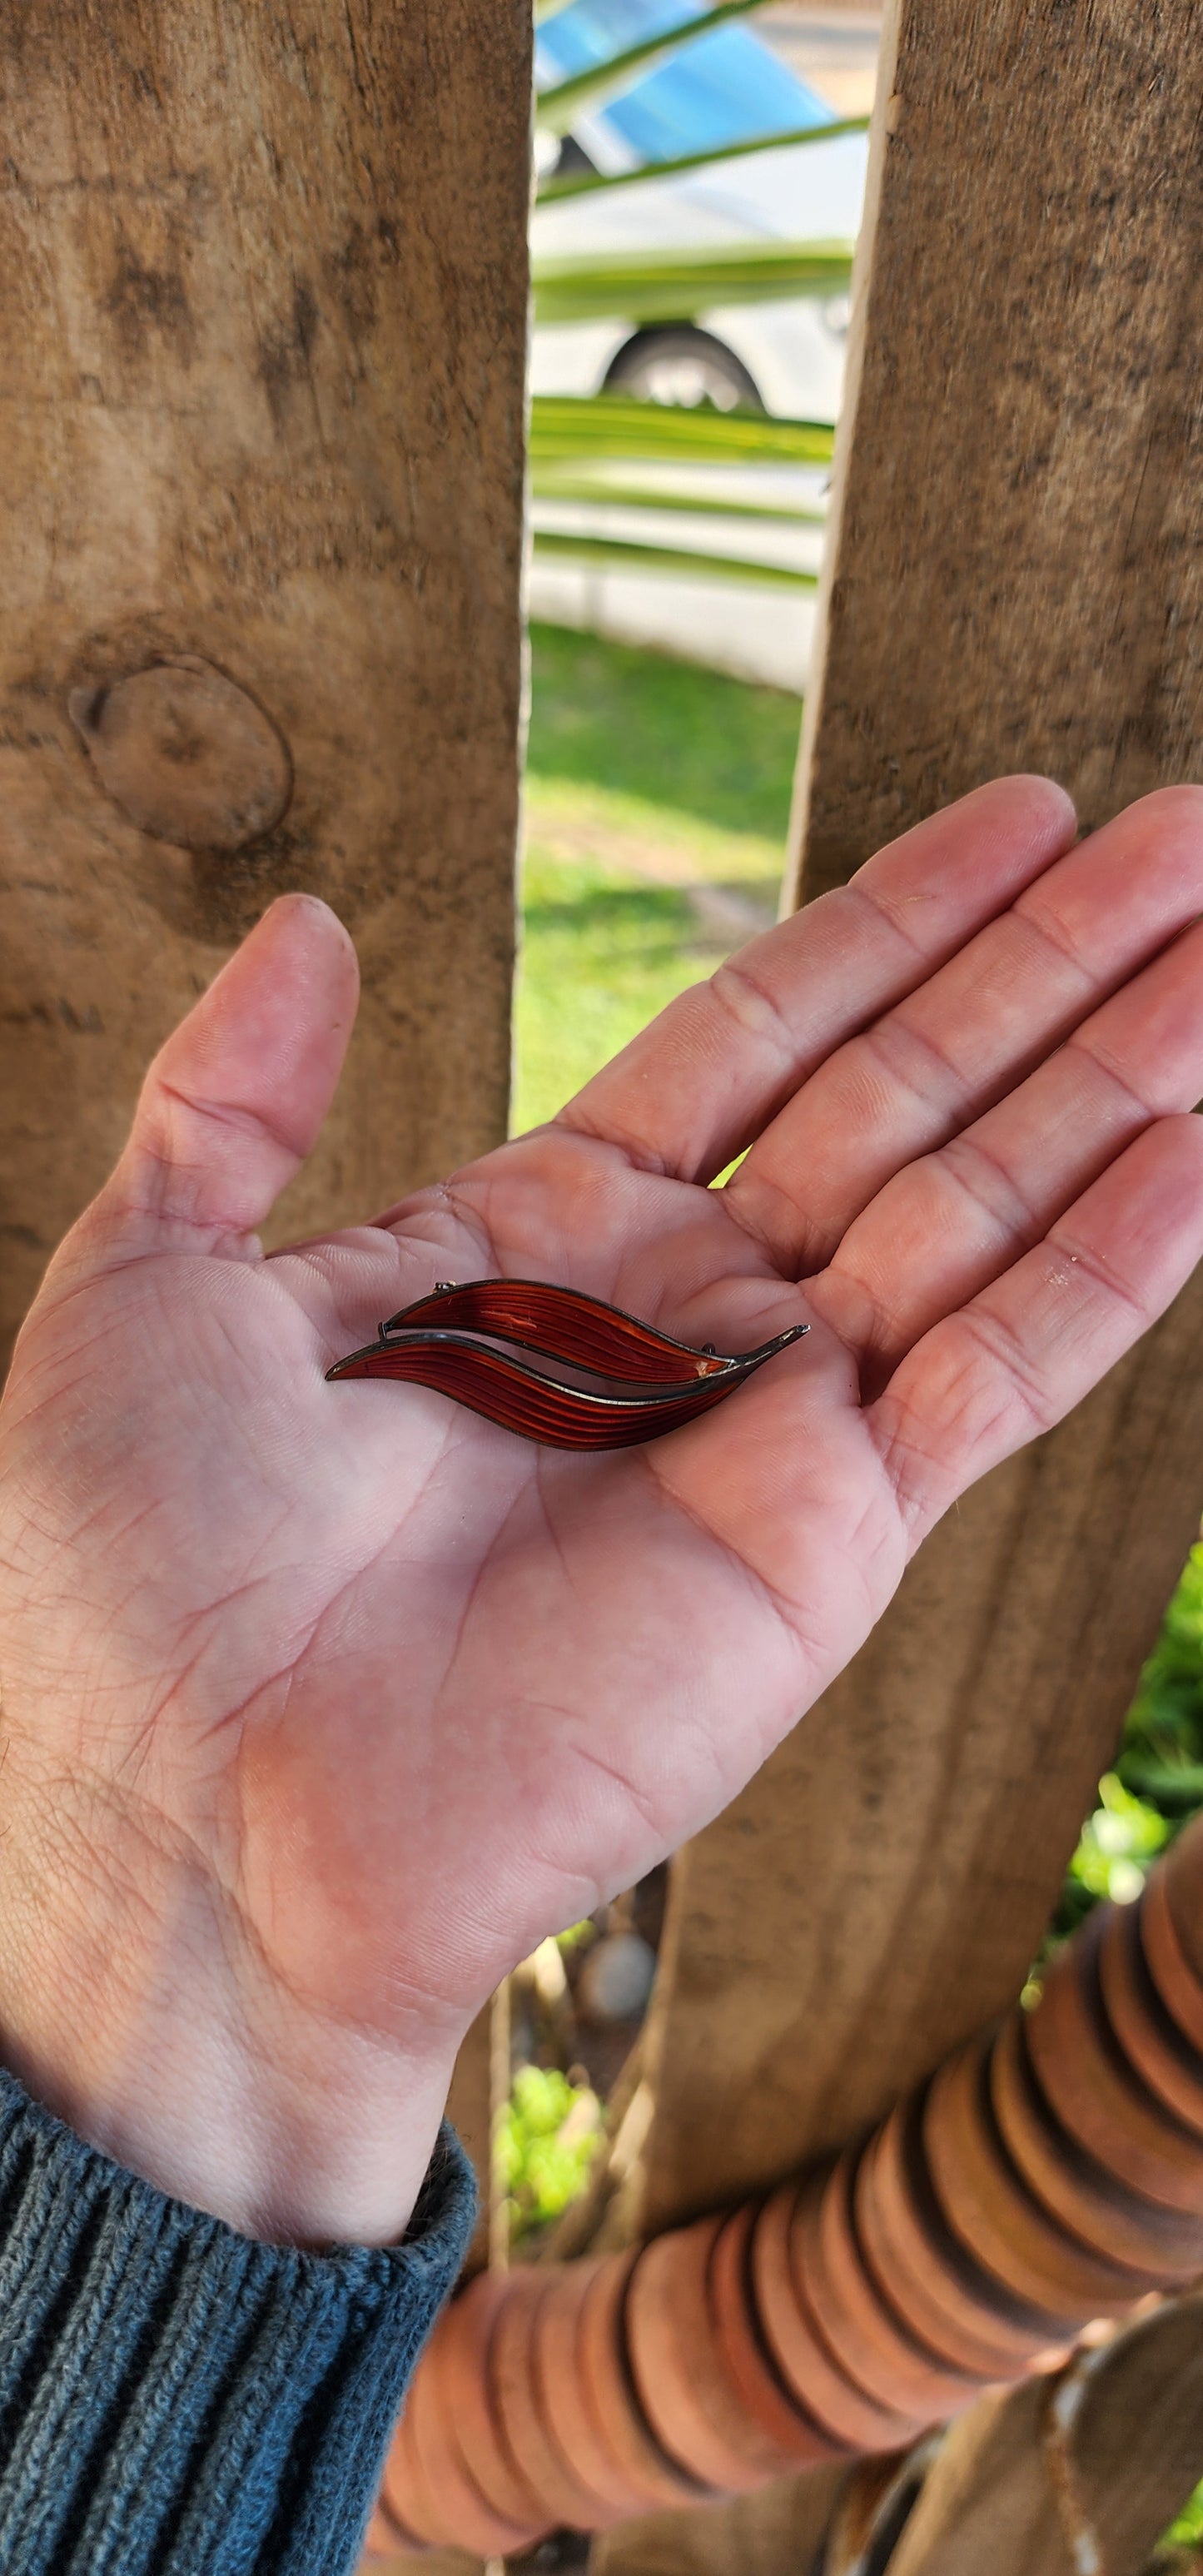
[537,0,833,163]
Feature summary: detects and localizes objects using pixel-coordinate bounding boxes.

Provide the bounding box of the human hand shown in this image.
[2,776,1202,2245]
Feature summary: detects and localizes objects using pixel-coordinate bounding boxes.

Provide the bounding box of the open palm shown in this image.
[3,775,1203,2243]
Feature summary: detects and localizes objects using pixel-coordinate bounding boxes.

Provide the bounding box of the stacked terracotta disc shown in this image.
[372,1818,1203,2555]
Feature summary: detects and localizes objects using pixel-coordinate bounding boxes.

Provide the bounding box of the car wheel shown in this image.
[603,327,764,414]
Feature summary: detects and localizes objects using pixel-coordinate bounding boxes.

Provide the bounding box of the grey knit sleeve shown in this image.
[0,2066,475,2574]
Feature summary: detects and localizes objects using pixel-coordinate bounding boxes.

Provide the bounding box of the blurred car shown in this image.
[530,0,869,423]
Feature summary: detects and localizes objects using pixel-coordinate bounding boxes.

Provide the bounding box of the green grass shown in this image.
[525,621,802,843]
[515,849,696,1136]
[515,623,798,1135]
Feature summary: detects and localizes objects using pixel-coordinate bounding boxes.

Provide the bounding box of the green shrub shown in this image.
[497,2064,603,2243]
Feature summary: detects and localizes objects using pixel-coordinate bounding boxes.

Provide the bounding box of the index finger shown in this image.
[552,777,1076,1185]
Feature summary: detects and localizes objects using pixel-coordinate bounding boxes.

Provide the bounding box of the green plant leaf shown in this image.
[533,236,853,326]
[532,473,825,525]
[538,113,868,201]
[535,0,772,136]
[1120,1758,1203,1809]
[533,527,818,586]
[498,2061,603,2241]
[529,391,835,465]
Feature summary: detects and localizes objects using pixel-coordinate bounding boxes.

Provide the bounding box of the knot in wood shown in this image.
[68,656,291,852]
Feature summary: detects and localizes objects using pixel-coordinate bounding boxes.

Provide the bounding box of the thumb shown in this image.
[90,894,360,1260]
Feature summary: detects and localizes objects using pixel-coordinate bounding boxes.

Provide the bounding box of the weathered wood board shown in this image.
[591,2460,849,2576]
[888,2296,1203,2576]
[632,0,1203,2237]
[2,32,529,2576]
[638,1290,1203,2227]
[0,1,529,1368]
[788,0,1203,906]
[884,2380,1075,2576]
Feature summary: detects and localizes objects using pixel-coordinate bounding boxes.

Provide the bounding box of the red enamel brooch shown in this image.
[326,1278,808,1450]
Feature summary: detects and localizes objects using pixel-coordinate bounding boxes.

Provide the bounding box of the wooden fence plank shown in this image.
[787,0,1203,908]
[2,36,529,2574]
[887,2296,1203,2576]
[590,2462,850,2576]
[0,0,529,1369]
[636,1291,1203,2229]
[631,0,1203,2243]
[819,2450,936,2575]
[881,2380,1074,2576]
[1055,2298,1203,2575]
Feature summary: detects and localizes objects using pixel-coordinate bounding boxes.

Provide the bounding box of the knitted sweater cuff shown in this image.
[0,2066,475,2575]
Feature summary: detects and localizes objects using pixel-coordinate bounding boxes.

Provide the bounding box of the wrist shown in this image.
[0,1769,465,2247]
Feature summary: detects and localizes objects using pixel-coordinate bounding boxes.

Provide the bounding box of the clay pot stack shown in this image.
[373,1818,1203,2556]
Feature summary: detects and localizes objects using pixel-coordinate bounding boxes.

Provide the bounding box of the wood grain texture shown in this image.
[638,1282,1203,2231]
[888,2296,1203,2576]
[589,2460,849,2576]
[0,0,529,1364]
[1051,2297,1203,2576]
[634,0,1203,2240]
[786,0,1203,905]
[820,2449,934,2574]
[358,2541,482,2576]
[882,2379,1074,2576]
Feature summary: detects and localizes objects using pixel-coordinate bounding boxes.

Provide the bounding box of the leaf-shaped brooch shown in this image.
[326,1278,808,1451]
